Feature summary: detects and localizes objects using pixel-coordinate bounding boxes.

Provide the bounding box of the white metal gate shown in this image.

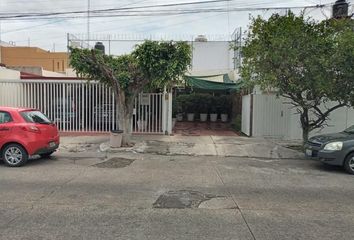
[0,80,169,134]
[241,94,290,138]
[241,94,251,136]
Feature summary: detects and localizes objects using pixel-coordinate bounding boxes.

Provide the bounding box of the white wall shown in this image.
[243,93,354,140]
[252,94,290,138]
[242,95,251,136]
[288,103,354,139]
[191,41,234,72]
[0,81,24,107]
[0,68,21,107]
[0,67,20,80]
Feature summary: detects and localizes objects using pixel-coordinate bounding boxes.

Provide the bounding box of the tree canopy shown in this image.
[241,12,354,142]
[70,40,192,96]
[70,40,192,145]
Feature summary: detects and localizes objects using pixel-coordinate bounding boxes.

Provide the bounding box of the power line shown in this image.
[0,0,233,17]
[0,4,332,21]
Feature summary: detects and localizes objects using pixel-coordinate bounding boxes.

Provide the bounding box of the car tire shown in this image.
[344,153,354,175]
[39,151,55,158]
[2,144,28,167]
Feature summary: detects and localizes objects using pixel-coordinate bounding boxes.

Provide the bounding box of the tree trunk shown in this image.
[302,128,309,144]
[115,92,134,146]
[300,108,310,145]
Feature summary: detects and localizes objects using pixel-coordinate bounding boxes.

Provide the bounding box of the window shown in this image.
[20,111,51,124]
[0,111,13,124]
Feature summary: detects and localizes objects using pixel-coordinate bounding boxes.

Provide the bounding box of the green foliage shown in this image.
[175,94,189,113]
[232,115,242,132]
[69,41,191,142]
[197,94,211,113]
[241,12,331,96]
[217,95,232,114]
[176,94,199,114]
[133,41,192,89]
[175,94,232,115]
[69,40,192,96]
[239,12,354,141]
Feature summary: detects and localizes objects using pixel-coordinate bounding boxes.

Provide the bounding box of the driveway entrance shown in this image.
[173,121,238,136]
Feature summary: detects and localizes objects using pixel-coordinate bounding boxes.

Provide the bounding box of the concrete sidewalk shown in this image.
[59,134,303,159]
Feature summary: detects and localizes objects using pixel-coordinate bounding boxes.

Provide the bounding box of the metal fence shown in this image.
[0,80,169,134]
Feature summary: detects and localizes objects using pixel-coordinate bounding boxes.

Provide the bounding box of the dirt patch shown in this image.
[153,190,220,209]
[60,143,98,153]
[94,157,135,168]
[143,141,195,155]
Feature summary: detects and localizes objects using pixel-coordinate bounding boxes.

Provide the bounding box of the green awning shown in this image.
[184,75,242,91]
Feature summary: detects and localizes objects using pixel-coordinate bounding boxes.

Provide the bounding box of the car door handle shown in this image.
[0,127,10,131]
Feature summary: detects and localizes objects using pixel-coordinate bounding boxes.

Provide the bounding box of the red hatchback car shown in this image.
[0,107,60,167]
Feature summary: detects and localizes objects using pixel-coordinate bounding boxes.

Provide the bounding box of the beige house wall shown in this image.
[0,46,69,73]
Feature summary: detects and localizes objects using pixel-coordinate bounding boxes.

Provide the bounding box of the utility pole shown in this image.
[87,0,90,47]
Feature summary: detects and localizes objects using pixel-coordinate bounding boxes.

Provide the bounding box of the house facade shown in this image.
[0,46,69,73]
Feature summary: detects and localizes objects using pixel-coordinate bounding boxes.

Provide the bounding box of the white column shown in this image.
[166,92,173,135]
[161,86,173,135]
[161,87,167,134]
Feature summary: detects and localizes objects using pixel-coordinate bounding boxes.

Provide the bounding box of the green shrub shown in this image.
[208,95,218,113]
[232,115,242,132]
[176,93,214,114]
[197,94,211,114]
[217,95,232,114]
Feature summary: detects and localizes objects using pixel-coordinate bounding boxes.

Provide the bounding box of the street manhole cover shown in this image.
[94,157,135,168]
[153,190,219,209]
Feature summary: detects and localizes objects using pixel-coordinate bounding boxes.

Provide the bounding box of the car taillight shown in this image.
[21,125,41,133]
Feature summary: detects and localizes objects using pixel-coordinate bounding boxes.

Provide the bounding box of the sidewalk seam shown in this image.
[210,136,219,156]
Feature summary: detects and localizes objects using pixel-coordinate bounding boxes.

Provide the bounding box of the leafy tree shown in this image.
[70,41,191,145]
[240,12,354,143]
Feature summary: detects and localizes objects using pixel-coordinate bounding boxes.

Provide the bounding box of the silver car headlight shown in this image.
[324,142,343,151]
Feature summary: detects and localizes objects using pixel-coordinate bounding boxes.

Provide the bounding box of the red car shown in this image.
[0,107,60,167]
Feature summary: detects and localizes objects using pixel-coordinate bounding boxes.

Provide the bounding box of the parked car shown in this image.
[305,125,354,174]
[0,107,59,167]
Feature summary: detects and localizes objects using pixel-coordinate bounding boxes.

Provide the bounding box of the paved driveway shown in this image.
[0,148,353,240]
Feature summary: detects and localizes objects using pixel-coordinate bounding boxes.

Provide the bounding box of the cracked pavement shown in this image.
[1,138,354,240]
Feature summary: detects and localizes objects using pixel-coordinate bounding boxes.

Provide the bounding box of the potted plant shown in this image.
[219,95,231,122]
[174,97,184,121]
[199,94,209,122]
[209,96,218,122]
[185,95,195,122]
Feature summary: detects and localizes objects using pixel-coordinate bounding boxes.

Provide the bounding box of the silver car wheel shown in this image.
[349,157,354,171]
[4,147,23,165]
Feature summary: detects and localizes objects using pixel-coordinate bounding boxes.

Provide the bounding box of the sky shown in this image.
[0,0,346,54]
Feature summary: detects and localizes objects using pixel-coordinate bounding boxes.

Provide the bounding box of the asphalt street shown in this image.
[0,149,353,240]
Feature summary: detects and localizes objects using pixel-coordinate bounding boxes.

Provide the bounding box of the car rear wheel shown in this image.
[344,153,354,175]
[2,144,28,167]
[39,151,54,158]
